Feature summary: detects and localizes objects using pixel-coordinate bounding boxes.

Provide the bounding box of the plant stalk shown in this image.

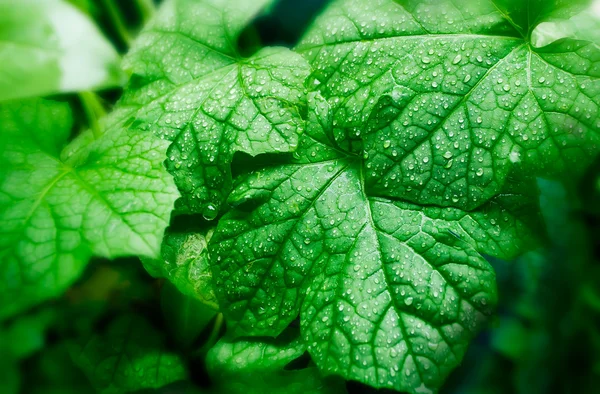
[135,0,156,23]
[79,92,106,139]
[101,0,132,46]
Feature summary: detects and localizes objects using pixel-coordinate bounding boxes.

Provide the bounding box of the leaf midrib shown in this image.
[297,33,523,52]
[9,150,155,258]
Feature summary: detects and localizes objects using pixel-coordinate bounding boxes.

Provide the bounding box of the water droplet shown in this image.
[202,204,218,221]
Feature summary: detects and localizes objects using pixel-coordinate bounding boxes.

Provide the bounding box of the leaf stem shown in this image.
[101,0,132,46]
[191,313,224,358]
[79,92,106,139]
[134,0,156,23]
[206,313,224,348]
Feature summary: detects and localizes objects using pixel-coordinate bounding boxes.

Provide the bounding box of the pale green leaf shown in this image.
[532,4,600,47]
[0,0,123,102]
[491,0,593,36]
[0,99,179,319]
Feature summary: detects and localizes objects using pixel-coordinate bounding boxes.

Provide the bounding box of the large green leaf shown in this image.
[119,0,310,215]
[71,315,187,393]
[297,0,600,210]
[0,99,179,319]
[0,0,122,102]
[209,94,541,393]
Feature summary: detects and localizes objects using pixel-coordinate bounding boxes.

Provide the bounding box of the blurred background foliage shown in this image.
[1,0,600,393]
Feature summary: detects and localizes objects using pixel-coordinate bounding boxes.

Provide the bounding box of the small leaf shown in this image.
[142,230,218,310]
[207,329,346,394]
[0,0,122,101]
[0,99,179,320]
[71,315,187,393]
[0,309,56,359]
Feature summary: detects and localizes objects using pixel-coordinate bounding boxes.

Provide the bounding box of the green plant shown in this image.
[1,0,599,393]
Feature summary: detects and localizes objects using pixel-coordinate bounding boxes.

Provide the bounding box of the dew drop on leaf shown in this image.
[202,204,218,221]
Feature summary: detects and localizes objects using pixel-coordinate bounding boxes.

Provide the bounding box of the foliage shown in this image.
[0,0,599,393]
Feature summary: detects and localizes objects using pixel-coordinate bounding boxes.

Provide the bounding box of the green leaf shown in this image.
[297,0,600,210]
[71,315,187,393]
[209,96,541,392]
[143,230,219,310]
[119,0,310,214]
[0,0,122,102]
[0,99,179,320]
[0,309,56,359]
[208,329,306,374]
[207,329,345,394]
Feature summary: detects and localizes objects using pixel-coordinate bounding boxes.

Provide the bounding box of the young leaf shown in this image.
[207,329,345,394]
[71,315,187,393]
[0,0,122,102]
[119,0,310,215]
[209,95,541,393]
[0,99,179,320]
[142,230,219,310]
[297,0,600,210]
